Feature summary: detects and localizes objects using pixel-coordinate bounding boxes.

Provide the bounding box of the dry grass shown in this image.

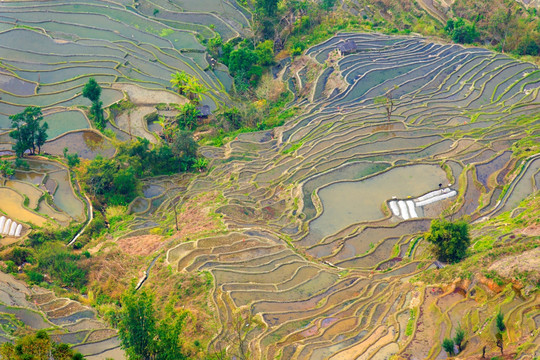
[117,234,163,256]
[85,247,144,299]
[169,191,225,243]
[256,73,286,103]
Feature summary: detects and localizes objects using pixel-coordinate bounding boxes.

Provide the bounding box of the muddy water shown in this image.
[498,157,540,213]
[310,164,448,239]
[0,188,47,226]
[48,170,85,221]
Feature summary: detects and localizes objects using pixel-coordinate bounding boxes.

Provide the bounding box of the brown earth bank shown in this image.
[488,247,540,285]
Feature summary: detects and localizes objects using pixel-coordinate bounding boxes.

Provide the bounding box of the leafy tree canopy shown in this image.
[0,330,86,360]
[425,219,471,263]
[118,288,188,360]
[9,106,48,157]
[445,18,478,44]
[0,159,14,179]
[175,103,200,131]
[82,77,102,103]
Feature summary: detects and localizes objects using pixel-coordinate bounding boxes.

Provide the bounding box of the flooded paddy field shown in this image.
[0,0,242,162]
[0,2,539,356]
[155,33,540,359]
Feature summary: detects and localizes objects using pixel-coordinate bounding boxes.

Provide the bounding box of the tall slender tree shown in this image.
[82,78,106,129]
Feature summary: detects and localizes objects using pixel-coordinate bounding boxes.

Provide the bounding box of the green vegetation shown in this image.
[496,311,506,332]
[425,219,471,264]
[170,71,209,104]
[175,103,200,131]
[81,135,199,206]
[9,106,48,157]
[37,243,88,290]
[0,330,86,360]
[63,147,80,168]
[118,288,188,360]
[0,159,14,182]
[444,18,478,44]
[451,0,540,55]
[405,308,416,336]
[82,78,106,130]
[9,227,90,292]
[442,337,455,356]
[454,324,465,352]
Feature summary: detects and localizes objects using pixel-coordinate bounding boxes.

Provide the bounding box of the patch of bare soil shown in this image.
[324,68,348,98]
[117,234,163,256]
[111,83,187,105]
[488,247,540,284]
[114,106,157,143]
[520,223,540,236]
[46,301,86,318]
[86,329,117,343]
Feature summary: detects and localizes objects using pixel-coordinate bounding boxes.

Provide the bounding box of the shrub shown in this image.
[496,311,505,332]
[442,338,455,356]
[26,270,44,284]
[454,324,465,352]
[37,245,88,290]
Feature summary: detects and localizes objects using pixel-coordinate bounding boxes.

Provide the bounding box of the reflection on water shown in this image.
[310,164,449,239]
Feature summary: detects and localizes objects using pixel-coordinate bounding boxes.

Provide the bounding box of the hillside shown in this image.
[0,0,538,359]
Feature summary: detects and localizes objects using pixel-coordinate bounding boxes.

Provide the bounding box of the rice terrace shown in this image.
[0,0,539,359]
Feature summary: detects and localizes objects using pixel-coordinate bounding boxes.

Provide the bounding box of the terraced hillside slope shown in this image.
[148,33,540,359]
[0,271,122,359]
[0,0,240,241]
[0,0,238,156]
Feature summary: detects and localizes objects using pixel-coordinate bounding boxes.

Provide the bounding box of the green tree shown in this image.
[172,131,199,171]
[445,18,478,44]
[9,106,48,157]
[155,303,188,360]
[82,78,106,130]
[425,219,470,263]
[217,106,243,130]
[496,311,505,332]
[228,48,259,76]
[170,72,208,103]
[256,0,278,17]
[118,289,188,360]
[0,329,86,360]
[516,36,540,56]
[175,103,200,130]
[118,289,157,360]
[82,78,102,103]
[185,77,209,104]
[64,147,80,168]
[82,155,139,205]
[0,159,14,182]
[255,40,275,66]
[454,324,465,353]
[170,71,190,95]
[442,338,454,356]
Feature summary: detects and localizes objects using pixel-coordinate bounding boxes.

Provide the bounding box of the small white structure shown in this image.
[3,219,12,235]
[0,217,23,237]
[15,224,22,237]
[389,187,457,220]
[8,222,16,236]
